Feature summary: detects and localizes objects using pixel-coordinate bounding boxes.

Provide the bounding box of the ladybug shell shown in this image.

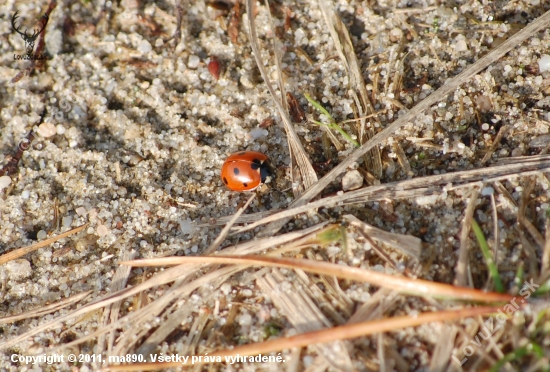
[221,151,272,191]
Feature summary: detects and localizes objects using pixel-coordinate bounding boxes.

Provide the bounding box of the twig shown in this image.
[0,223,88,265]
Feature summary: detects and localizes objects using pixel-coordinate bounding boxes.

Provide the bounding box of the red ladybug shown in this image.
[221,151,273,191]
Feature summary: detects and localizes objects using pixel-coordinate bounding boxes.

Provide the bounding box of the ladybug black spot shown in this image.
[243,183,248,187]
[233,167,240,175]
[250,159,262,170]
[223,177,228,185]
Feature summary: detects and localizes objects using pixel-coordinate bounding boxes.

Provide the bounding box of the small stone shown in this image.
[238,313,252,326]
[179,218,195,236]
[37,230,47,240]
[389,28,403,43]
[75,207,87,216]
[208,56,221,80]
[188,55,200,69]
[37,122,57,138]
[97,224,110,237]
[0,176,12,190]
[247,128,268,140]
[4,259,32,280]
[538,54,550,73]
[511,148,523,157]
[476,95,493,112]
[62,216,73,228]
[481,187,494,196]
[138,39,152,54]
[454,39,468,52]
[220,283,232,295]
[529,134,550,148]
[342,170,363,191]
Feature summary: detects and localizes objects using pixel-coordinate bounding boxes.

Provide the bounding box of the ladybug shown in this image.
[221,151,273,191]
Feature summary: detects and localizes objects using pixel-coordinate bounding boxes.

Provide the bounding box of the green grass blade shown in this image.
[304,93,334,122]
[471,219,504,293]
[304,93,359,147]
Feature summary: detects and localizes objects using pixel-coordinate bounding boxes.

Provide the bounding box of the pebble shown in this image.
[188,55,201,69]
[454,36,468,52]
[342,170,363,191]
[247,128,268,140]
[97,225,110,237]
[138,39,152,54]
[389,28,403,43]
[529,134,550,148]
[4,259,32,280]
[37,122,57,138]
[0,176,12,190]
[475,95,493,112]
[481,187,494,196]
[539,54,550,73]
[238,313,252,326]
[179,218,195,236]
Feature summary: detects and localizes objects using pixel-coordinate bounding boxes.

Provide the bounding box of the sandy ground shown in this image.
[1,0,550,371]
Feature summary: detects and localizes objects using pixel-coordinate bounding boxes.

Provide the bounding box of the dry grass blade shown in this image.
[97,248,136,359]
[233,155,550,232]
[224,221,329,254]
[429,324,459,372]
[454,188,480,287]
[50,266,242,356]
[121,255,514,302]
[245,0,318,237]
[197,209,278,226]
[318,0,382,177]
[0,290,91,325]
[275,8,550,221]
[519,177,545,249]
[518,177,541,277]
[541,218,550,281]
[481,125,509,164]
[1,223,333,351]
[203,192,255,255]
[344,214,421,259]
[257,270,354,371]
[19,225,334,354]
[244,0,317,194]
[103,306,501,371]
[0,261,198,351]
[0,223,88,265]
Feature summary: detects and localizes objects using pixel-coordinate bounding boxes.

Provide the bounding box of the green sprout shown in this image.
[471,219,504,293]
[432,17,440,33]
[303,93,359,147]
[263,322,282,338]
[316,226,343,245]
[489,342,544,372]
[513,263,524,292]
[533,279,550,297]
